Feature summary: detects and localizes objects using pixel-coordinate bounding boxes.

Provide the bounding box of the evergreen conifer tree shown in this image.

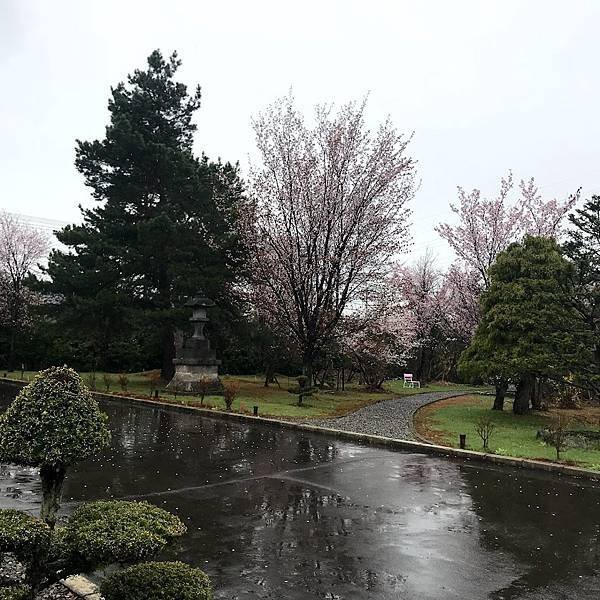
[46,51,246,377]
[460,236,590,414]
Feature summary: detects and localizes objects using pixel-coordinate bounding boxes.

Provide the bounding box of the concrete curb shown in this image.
[1,378,599,482]
[96,389,600,482]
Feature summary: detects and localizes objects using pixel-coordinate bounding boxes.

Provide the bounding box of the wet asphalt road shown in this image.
[1,395,599,599]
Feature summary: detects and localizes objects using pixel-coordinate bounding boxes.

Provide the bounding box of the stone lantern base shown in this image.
[166,364,223,393]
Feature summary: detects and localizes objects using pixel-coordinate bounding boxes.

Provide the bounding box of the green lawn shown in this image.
[383,379,491,396]
[415,394,600,470]
[1,370,487,419]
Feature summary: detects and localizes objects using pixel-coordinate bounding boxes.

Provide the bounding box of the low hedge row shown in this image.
[0,510,50,562]
[101,561,212,600]
[63,500,187,567]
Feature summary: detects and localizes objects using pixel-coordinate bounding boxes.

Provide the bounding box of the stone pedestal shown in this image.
[167,293,222,392]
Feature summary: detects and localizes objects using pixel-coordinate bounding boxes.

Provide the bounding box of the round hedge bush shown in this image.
[0,585,31,600]
[0,366,110,468]
[63,501,186,567]
[47,525,68,564]
[101,561,212,600]
[0,509,50,562]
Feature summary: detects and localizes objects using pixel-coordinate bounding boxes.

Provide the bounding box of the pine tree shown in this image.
[564,196,600,394]
[46,51,246,377]
[459,236,591,414]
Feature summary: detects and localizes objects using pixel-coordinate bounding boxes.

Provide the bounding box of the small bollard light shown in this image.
[459,434,466,449]
[253,406,258,416]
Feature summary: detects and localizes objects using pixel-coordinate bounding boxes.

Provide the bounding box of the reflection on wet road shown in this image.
[1,396,599,599]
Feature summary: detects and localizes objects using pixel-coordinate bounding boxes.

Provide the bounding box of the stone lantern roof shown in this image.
[184,292,216,308]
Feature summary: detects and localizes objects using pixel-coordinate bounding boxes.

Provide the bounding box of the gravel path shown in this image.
[309,391,468,441]
[37,584,79,600]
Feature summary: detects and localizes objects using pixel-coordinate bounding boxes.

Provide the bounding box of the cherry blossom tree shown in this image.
[246,94,416,381]
[341,279,419,389]
[0,212,49,370]
[440,263,483,342]
[438,173,514,287]
[519,177,579,238]
[437,173,577,407]
[436,172,578,323]
[393,252,447,380]
[343,308,417,389]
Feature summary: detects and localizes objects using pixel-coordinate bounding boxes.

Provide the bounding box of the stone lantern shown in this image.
[167,292,222,392]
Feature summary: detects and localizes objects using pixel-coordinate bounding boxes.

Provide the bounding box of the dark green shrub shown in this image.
[101,561,212,600]
[47,525,68,564]
[0,585,31,600]
[0,368,193,598]
[63,501,186,567]
[0,510,50,562]
[0,366,110,467]
[0,366,111,526]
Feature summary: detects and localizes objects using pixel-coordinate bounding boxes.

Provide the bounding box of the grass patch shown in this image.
[181,374,395,419]
[2,371,391,419]
[1,370,488,420]
[383,379,491,396]
[415,394,600,470]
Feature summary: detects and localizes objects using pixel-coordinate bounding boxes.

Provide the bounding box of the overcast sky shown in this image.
[2,0,599,263]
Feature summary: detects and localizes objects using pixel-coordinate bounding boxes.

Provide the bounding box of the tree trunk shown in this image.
[513,376,534,415]
[161,325,175,380]
[264,364,276,387]
[302,350,313,388]
[7,327,16,372]
[26,551,49,594]
[415,347,424,381]
[531,378,543,410]
[319,365,330,388]
[40,464,66,528]
[492,381,507,411]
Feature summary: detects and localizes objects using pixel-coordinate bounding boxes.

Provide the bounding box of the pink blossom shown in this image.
[245,94,416,372]
[436,172,578,342]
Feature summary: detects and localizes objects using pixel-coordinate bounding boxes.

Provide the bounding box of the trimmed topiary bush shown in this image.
[0,585,31,600]
[0,367,207,598]
[63,501,187,567]
[47,525,68,564]
[101,561,212,600]
[0,509,50,562]
[0,366,111,526]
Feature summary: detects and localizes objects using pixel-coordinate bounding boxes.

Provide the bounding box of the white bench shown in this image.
[403,373,421,388]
